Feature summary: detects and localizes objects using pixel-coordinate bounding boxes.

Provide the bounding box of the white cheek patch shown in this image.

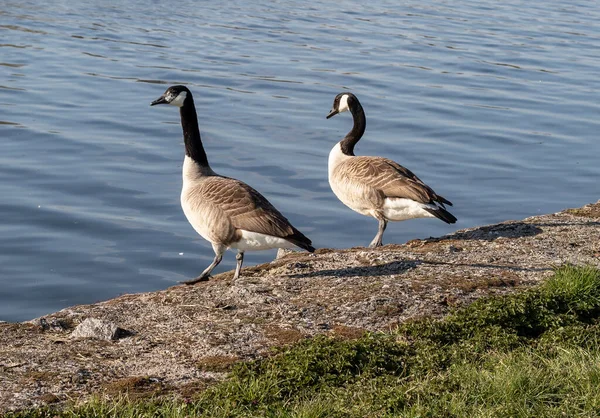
[169,91,187,107]
[338,94,350,113]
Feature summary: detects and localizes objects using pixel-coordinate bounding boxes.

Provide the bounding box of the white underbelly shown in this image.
[383,198,435,221]
[230,230,296,251]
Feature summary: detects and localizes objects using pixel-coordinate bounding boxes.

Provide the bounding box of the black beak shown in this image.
[326,108,339,119]
[150,96,168,106]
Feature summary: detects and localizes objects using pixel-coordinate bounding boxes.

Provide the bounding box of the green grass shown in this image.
[9,265,600,418]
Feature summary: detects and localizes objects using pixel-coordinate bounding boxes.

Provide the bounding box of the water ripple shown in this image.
[1,0,600,322]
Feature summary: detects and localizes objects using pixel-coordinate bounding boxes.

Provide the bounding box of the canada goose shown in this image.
[151,85,314,284]
[326,92,457,248]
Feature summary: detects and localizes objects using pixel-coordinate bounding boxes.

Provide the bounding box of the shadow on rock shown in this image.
[421,260,552,273]
[442,222,543,242]
[287,260,419,279]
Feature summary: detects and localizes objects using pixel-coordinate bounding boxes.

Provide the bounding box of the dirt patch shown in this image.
[264,325,307,346]
[103,376,167,399]
[197,355,239,372]
[331,325,368,340]
[566,206,600,219]
[1,201,600,412]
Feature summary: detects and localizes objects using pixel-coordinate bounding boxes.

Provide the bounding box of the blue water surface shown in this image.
[1,0,599,321]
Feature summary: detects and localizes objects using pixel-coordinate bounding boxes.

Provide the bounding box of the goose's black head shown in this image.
[151,85,192,107]
[327,92,358,119]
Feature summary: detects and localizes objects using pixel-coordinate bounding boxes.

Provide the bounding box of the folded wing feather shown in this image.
[337,156,452,207]
[188,177,298,238]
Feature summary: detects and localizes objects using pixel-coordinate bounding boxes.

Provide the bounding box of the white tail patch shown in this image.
[231,230,296,251]
[382,198,436,221]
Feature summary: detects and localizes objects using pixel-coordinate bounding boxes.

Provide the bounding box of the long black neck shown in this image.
[180,97,209,167]
[340,101,366,156]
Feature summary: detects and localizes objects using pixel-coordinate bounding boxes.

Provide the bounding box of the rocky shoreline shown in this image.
[1,202,599,412]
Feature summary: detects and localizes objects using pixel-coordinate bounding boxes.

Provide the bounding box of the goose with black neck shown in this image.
[151,85,314,284]
[326,92,457,248]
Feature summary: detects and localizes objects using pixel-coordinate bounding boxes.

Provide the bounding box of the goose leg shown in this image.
[369,218,387,248]
[182,244,225,285]
[233,251,244,280]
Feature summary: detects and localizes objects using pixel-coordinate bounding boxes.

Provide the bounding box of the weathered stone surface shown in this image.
[70,318,123,341]
[276,247,296,259]
[1,201,599,412]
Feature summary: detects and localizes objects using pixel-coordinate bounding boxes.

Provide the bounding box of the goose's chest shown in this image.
[328,146,378,216]
[327,142,350,180]
[180,186,213,240]
[329,178,376,216]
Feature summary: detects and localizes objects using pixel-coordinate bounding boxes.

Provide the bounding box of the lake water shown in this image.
[1,0,599,322]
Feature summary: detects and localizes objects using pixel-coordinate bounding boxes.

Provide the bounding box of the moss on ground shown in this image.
[9,265,600,418]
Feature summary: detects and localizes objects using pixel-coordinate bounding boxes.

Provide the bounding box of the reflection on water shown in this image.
[1,0,600,321]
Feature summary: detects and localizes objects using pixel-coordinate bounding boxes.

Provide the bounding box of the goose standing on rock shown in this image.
[151,85,314,284]
[326,92,457,248]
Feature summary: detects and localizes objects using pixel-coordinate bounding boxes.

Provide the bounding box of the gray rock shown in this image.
[70,318,127,341]
[276,248,295,259]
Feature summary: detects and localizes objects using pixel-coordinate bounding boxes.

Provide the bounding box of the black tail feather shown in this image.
[285,228,315,252]
[424,206,457,224]
[435,195,453,208]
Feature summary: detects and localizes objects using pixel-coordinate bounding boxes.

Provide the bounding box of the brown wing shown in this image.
[194,176,311,243]
[340,156,452,207]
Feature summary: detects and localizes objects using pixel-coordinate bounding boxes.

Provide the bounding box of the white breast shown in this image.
[180,189,212,243]
[328,143,374,216]
[328,142,351,179]
[180,155,220,243]
[230,230,296,251]
[182,155,215,185]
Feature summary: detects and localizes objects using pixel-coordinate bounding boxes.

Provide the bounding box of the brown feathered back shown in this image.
[333,156,452,208]
[183,176,313,249]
